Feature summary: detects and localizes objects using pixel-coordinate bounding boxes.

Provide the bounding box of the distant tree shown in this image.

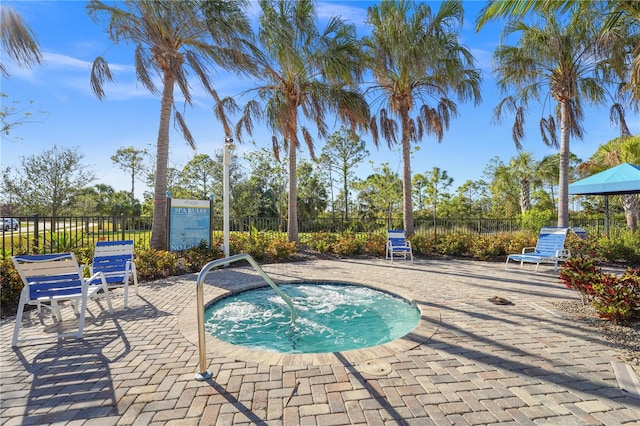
[2,145,95,216]
[363,0,482,236]
[0,6,41,77]
[452,179,491,217]
[353,163,402,225]
[297,160,328,222]
[0,94,48,138]
[318,127,369,222]
[243,147,288,218]
[88,0,253,250]
[423,167,454,223]
[111,146,147,204]
[412,173,429,213]
[179,154,216,200]
[483,156,520,217]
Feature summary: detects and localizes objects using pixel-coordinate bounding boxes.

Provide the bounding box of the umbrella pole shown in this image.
[604,195,609,236]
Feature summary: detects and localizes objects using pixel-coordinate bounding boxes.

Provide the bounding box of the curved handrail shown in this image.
[194,253,297,381]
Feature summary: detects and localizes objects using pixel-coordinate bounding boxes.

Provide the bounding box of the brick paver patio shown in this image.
[1,257,639,425]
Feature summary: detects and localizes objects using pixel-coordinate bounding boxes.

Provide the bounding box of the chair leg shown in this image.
[123,276,129,309]
[131,265,139,296]
[77,285,89,338]
[12,288,28,346]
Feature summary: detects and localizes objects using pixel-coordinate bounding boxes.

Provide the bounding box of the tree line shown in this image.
[3,133,638,233]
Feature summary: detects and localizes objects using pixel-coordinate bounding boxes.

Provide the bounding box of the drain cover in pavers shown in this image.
[488,295,513,305]
[612,360,640,399]
[359,358,392,376]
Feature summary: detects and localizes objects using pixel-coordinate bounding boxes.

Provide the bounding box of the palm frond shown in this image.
[540,115,558,148]
[90,56,114,100]
[134,44,158,95]
[175,110,196,150]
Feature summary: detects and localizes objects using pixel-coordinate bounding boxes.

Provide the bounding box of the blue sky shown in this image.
[2,1,639,201]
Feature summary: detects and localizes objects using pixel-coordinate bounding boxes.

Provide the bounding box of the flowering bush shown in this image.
[331,232,363,256]
[558,256,600,305]
[362,233,387,257]
[592,268,640,321]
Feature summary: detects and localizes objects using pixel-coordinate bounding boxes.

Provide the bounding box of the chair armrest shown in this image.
[522,247,536,254]
[557,248,571,259]
[79,264,89,276]
[87,271,107,286]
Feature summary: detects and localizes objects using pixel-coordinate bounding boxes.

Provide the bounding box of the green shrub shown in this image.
[595,231,640,264]
[362,233,387,257]
[518,209,554,233]
[0,258,22,312]
[135,249,179,280]
[503,231,537,255]
[331,232,362,256]
[410,234,437,257]
[266,237,297,261]
[436,234,469,256]
[302,231,339,254]
[45,231,83,252]
[178,244,223,272]
[469,234,506,261]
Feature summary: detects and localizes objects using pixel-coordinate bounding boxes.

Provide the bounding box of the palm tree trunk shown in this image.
[622,193,638,232]
[557,100,570,227]
[401,110,414,237]
[288,141,298,243]
[150,72,175,250]
[520,177,530,213]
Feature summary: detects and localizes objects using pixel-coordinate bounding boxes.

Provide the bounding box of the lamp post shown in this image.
[223,137,235,258]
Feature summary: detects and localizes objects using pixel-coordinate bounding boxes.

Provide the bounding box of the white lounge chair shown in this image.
[386,230,413,262]
[11,252,114,346]
[82,240,138,308]
[505,227,570,272]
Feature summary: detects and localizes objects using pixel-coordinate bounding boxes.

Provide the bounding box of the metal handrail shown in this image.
[194,253,297,381]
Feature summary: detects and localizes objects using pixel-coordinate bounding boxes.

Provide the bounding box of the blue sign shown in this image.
[169,199,211,251]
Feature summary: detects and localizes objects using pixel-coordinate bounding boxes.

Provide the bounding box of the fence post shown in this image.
[33,214,40,250]
[121,214,125,240]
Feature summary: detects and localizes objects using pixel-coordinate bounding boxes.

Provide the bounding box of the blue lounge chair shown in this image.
[505,227,570,272]
[386,230,413,262]
[82,240,138,308]
[11,253,114,346]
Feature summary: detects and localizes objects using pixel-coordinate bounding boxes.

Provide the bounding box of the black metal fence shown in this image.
[0,214,626,257]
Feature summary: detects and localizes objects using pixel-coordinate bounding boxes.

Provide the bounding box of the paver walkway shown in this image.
[1,257,640,425]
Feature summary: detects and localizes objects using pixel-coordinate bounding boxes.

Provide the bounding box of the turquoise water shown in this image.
[204,282,420,354]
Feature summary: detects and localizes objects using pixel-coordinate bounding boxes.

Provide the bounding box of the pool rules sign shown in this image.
[167,198,212,251]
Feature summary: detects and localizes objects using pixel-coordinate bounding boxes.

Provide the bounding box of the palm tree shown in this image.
[508,152,540,214]
[0,6,41,77]
[476,1,640,105]
[235,0,369,244]
[87,0,252,250]
[491,5,628,228]
[584,136,640,232]
[362,0,481,237]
